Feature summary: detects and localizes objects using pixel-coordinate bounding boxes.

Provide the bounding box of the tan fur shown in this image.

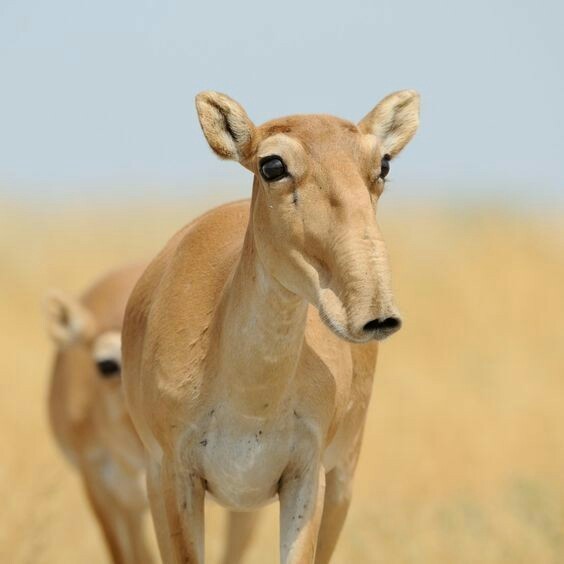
[45,264,154,564]
[122,90,420,563]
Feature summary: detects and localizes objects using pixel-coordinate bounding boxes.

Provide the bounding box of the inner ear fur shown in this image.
[43,290,96,347]
[358,90,420,158]
[195,91,255,163]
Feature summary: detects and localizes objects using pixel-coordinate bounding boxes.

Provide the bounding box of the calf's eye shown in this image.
[379,153,391,179]
[259,156,287,182]
[96,359,121,378]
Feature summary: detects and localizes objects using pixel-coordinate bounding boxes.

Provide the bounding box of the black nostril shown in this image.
[363,316,401,333]
[96,359,121,378]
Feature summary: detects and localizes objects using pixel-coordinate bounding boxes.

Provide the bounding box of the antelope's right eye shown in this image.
[379,153,391,179]
[259,156,288,182]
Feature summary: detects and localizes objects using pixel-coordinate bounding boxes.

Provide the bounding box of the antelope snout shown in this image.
[362,315,402,340]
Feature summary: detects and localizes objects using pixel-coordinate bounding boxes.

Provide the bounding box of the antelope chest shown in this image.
[183,407,313,510]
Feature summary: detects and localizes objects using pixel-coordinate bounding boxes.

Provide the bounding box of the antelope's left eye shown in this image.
[259,156,288,182]
[379,154,391,179]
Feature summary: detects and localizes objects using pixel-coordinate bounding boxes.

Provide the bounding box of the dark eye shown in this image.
[96,359,121,378]
[259,156,287,182]
[379,153,391,179]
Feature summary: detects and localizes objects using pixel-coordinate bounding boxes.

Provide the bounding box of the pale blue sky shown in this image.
[1,0,562,205]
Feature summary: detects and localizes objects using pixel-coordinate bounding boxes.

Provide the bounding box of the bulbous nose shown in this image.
[362,316,402,339]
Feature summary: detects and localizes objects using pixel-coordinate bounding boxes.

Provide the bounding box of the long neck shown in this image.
[213,219,308,416]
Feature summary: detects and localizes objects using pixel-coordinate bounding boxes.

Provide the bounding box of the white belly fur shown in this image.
[185,409,296,510]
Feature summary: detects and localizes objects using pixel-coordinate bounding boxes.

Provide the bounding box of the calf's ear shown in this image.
[42,290,96,347]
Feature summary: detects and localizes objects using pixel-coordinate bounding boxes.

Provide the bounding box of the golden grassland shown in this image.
[1,197,563,563]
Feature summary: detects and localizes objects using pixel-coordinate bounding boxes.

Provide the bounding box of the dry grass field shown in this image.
[1,197,563,563]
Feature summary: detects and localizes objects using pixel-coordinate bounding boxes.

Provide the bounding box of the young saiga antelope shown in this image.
[44,264,155,564]
[122,89,420,563]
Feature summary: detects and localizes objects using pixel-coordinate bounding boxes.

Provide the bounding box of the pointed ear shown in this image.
[43,290,96,347]
[195,91,255,163]
[358,90,420,158]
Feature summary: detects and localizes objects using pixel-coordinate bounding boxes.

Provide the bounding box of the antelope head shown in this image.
[196,90,419,342]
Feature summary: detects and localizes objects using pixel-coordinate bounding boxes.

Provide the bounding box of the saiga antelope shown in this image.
[44,264,155,564]
[122,89,420,563]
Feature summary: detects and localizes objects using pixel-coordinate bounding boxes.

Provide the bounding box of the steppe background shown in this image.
[2,198,563,563]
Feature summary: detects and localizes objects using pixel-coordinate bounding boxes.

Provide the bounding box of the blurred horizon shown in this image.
[1,0,563,208]
[3,179,563,215]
